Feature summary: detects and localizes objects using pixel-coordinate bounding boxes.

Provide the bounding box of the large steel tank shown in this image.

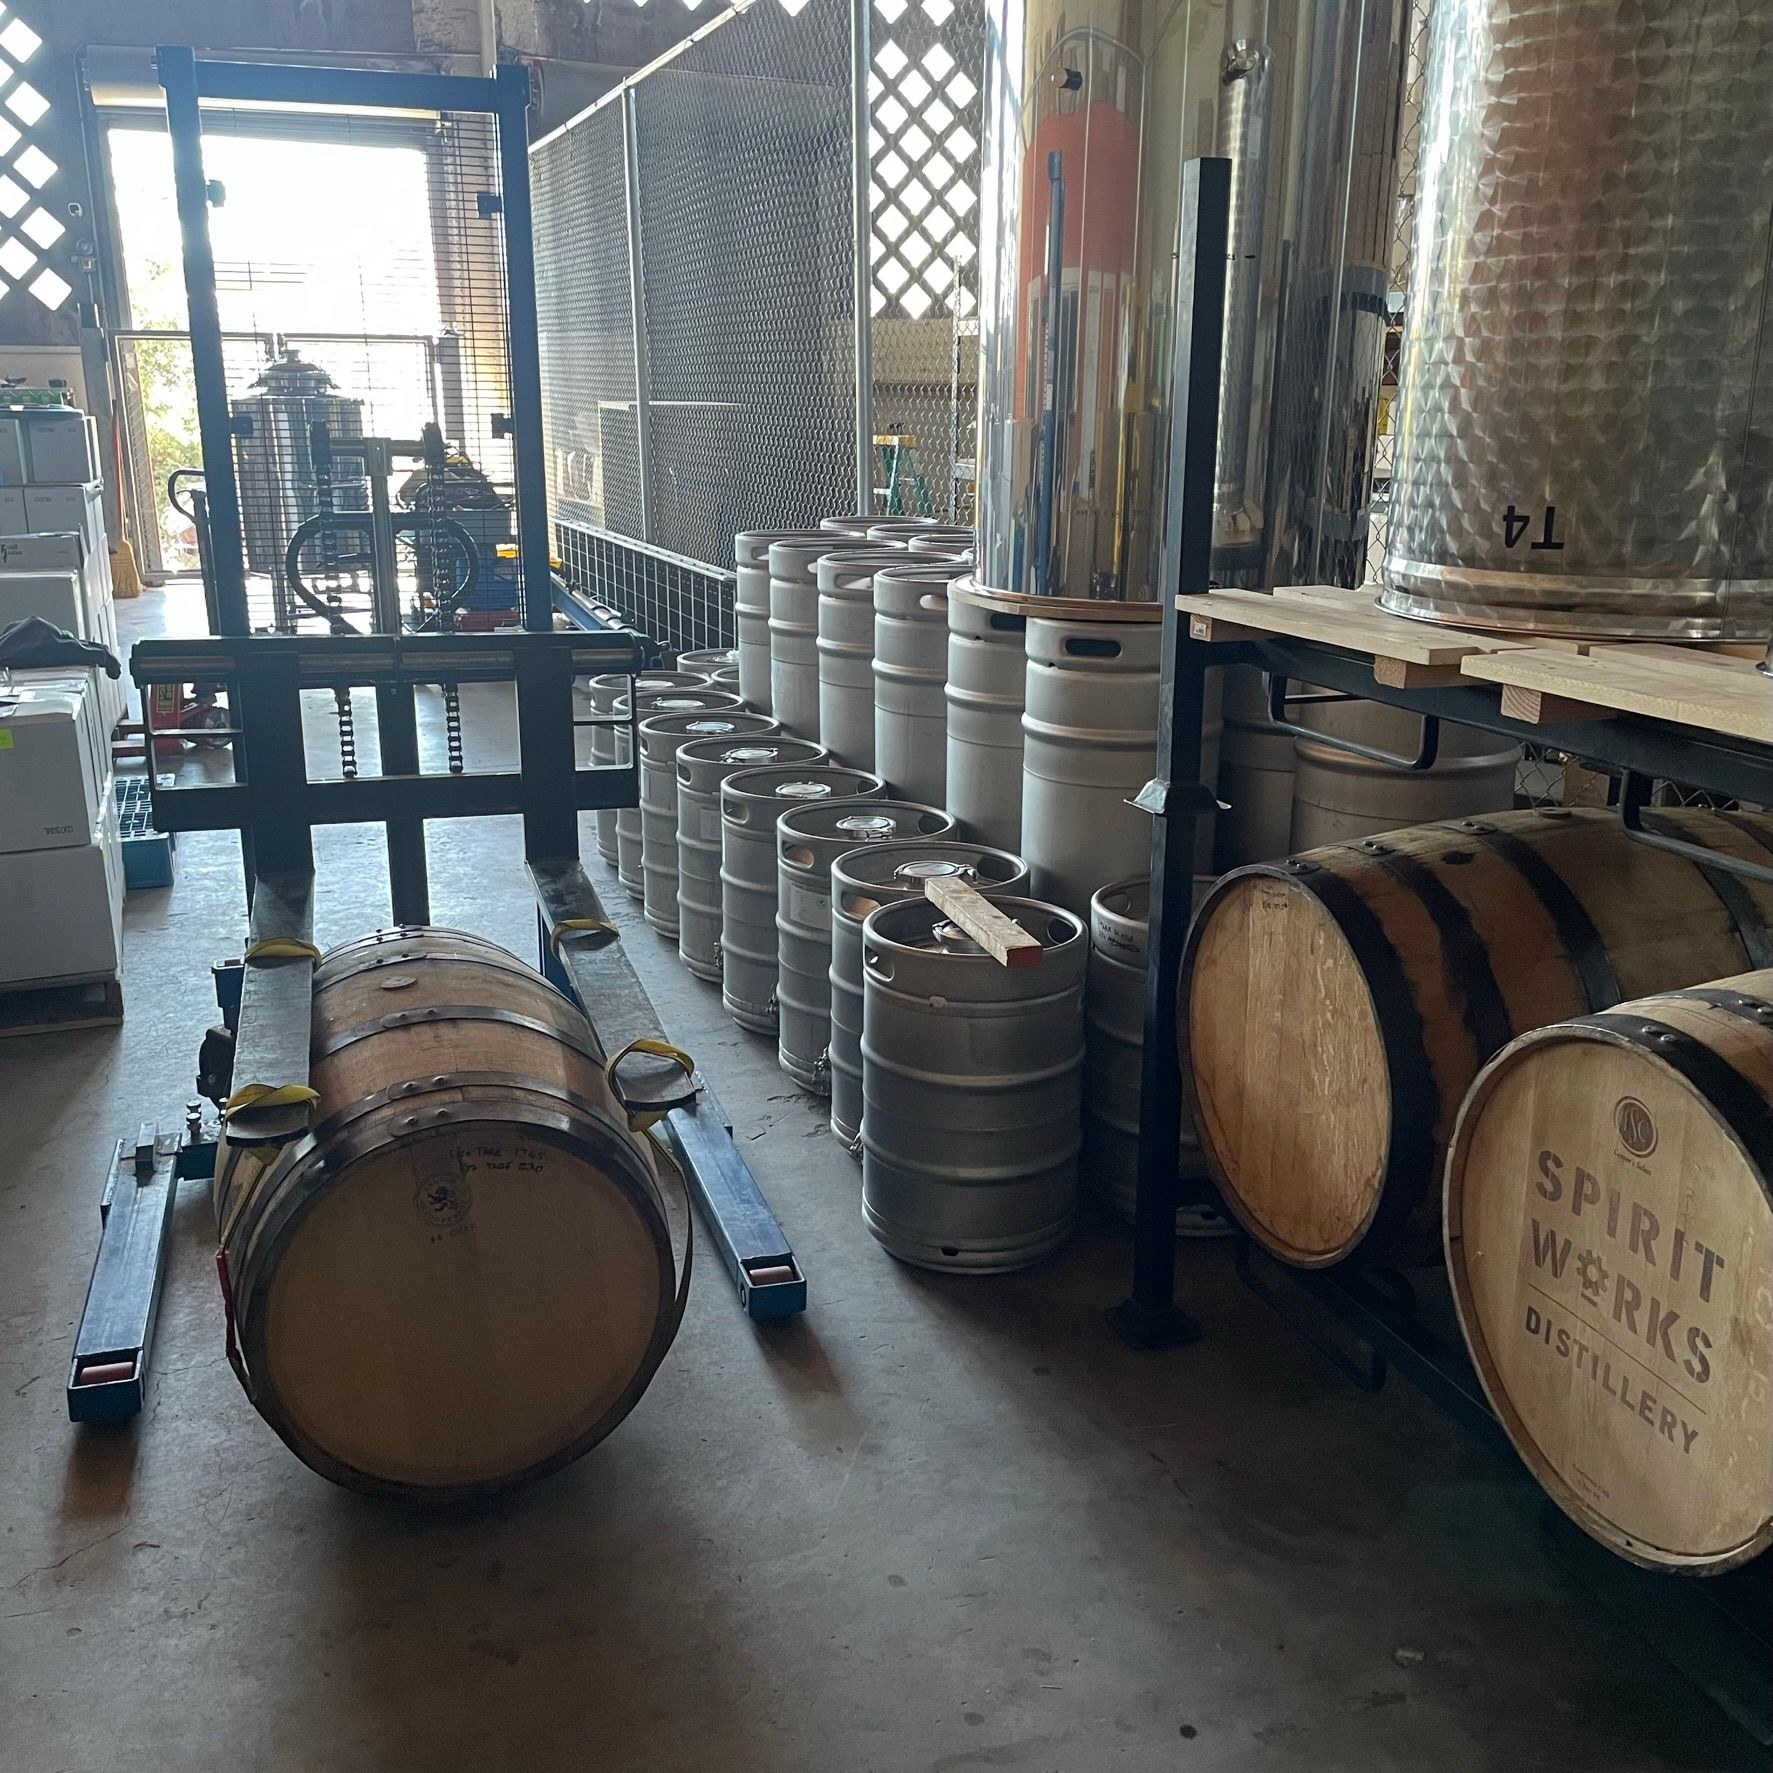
[233,349,368,587]
[1380,0,1773,638]
[975,0,1406,601]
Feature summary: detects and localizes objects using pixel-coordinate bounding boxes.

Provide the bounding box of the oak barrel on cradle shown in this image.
[1446,971,1773,1574]
[1181,807,1773,1267]
[214,928,690,1499]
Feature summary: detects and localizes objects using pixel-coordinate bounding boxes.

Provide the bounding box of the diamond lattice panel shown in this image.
[869,0,984,323]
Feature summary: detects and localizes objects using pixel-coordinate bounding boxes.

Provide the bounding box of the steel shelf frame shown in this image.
[1122,154,1773,1742]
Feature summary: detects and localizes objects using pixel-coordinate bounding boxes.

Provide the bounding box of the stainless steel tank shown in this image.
[767,538,840,738]
[816,548,906,769]
[775,800,955,1094]
[861,895,1087,1272]
[720,764,886,1032]
[1288,698,1521,850]
[829,841,1030,1153]
[639,710,779,938]
[1020,617,1160,913]
[676,736,827,981]
[873,564,958,808]
[975,0,1406,600]
[614,687,739,899]
[587,669,710,867]
[1379,0,1773,638]
[945,589,1028,852]
[735,531,822,712]
[232,348,368,595]
[677,648,738,674]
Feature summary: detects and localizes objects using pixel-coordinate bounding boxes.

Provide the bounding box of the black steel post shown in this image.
[493,64,555,633]
[155,48,249,637]
[1109,156,1229,1350]
[514,648,581,863]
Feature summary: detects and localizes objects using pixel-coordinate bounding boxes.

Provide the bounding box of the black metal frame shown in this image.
[155,48,553,635]
[1123,151,1773,1744]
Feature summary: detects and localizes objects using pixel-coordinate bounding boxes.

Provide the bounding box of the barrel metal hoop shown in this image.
[1567,1014,1773,1211]
[1640,812,1773,972]
[1364,844,1516,1065]
[311,1004,608,1070]
[1448,820,1621,1014]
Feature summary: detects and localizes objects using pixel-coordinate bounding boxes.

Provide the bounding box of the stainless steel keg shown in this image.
[906,528,975,560]
[815,548,904,770]
[709,665,741,692]
[1288,698,1521,850]
[861,895,1086,1272]
[1019,619,1160,914]
[615,689,742,899]
[776,800,956,1094]
[829,841,1029,1153]
[820,515,877,538]
[1081,876,1218,1227]
[676,736,827,981]
[945,589,1027,852]
[873,563,956,808]
[677,648,738,674]
[588,669,711,867]
[864,519,942,543]
[1214,666,1296,868]
[767,538,838,739]
[639,710,779,938]
[721,764,886,1032]
[736,530,822,712]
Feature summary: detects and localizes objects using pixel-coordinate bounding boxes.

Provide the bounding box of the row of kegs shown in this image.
[576,515,1532,1271]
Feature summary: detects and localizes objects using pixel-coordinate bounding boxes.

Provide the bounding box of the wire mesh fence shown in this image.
[531,0,989,632]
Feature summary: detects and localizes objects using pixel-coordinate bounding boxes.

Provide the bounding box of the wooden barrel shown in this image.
[1445,972,1773,1574]
[215,928,689,1499]
[1181,806,1773,1267]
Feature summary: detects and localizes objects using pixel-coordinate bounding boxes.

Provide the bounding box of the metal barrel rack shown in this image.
[1120,156,1773,1744]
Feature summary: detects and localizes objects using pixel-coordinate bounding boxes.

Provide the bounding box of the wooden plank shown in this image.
[923,875,1044,968]
[1499,684,1615,725]
[1176,588,1529,667]
[1462,646,1773,742]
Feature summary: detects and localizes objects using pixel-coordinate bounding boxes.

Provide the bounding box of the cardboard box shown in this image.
[20,410,100,484]
[0,416,25,485]
[0,531,84,574]
[0,673,107,853]
[0,567,85,636]
[0,789,123,985]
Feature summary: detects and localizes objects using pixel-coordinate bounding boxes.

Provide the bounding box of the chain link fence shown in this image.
[531,0,987,647]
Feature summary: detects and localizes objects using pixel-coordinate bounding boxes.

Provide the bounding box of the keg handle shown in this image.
[1618,770,1773,886]
[1263,673,1442,772]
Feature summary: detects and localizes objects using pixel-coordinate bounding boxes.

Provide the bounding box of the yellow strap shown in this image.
[549,916,618,956]
[605,1037,696,1131]
[244,937,322,964]
[223,1081,321,1117]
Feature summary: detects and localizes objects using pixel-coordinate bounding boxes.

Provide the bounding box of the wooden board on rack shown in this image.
[950,581,1162,623]
[1461,646,1773,740]
[1176,587,1531,687]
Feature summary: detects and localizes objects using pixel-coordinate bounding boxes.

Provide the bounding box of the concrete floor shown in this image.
[0,586,1759,1773]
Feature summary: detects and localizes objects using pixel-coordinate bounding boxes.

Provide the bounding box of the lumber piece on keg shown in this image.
[924,874,1044,967]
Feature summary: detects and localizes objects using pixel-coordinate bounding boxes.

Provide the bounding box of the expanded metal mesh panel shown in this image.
[532,100,641,538]
[632,3,857,564]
